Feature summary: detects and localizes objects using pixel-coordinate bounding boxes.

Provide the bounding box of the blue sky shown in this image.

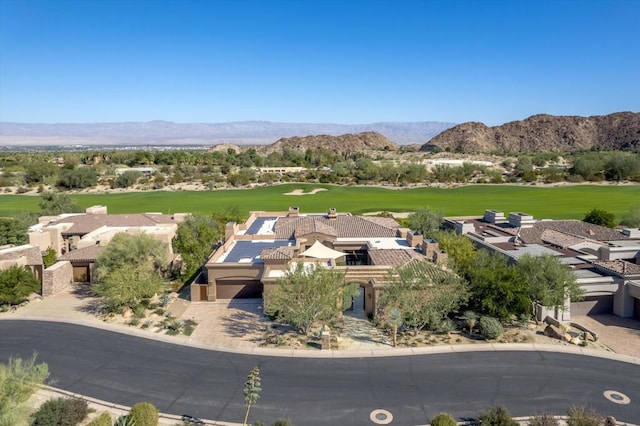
[1,0,638,125]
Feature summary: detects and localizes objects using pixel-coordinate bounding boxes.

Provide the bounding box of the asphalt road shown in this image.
[1,320,639,425]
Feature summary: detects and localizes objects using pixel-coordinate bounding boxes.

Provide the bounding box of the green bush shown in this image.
[430,412,457,426]
[87,412,113,426]
[30,397,89,426]
[272,419,294,426]
[477,405,518,426]
[128,401,159,426]
[566,405,603,426]
[528,413,559,426]
[0,265,41,304]
[479,316,504,340]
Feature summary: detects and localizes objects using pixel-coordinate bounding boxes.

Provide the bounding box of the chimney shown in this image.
[288,206,299,217]
[421,239,439,258]
[328,207,337,219]
[407,231,423,248]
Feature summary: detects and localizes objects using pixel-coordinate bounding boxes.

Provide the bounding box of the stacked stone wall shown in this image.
[42,261,73,297]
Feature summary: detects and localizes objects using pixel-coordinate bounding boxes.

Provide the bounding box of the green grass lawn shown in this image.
[1,184,638,220]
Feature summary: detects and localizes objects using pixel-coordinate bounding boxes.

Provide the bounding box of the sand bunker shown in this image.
[284,188,328,196]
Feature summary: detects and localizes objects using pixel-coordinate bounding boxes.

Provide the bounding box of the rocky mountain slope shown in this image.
[422,112,640,152]
[259,132,399,155]
[0,120,455,146]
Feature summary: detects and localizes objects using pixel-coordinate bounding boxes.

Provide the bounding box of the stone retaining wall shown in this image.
[42,261,73,297]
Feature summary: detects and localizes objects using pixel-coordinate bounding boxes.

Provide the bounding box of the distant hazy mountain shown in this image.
[0,120,456,146]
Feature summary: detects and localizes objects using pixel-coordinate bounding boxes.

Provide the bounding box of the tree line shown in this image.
[1,149,639,193]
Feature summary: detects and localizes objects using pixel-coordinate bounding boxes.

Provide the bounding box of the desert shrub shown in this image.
[30,397,89,426]
[566,405,603,426]
[128,401,159,426]
[528,413,559,426]
[477,405,517,426]
[430,412,457,426]
[113,416,135,426]
[133,304,147,319]
[272,419,294,426]
[87,412,112,426]
[479,316,504,340]
[0,354,50,426]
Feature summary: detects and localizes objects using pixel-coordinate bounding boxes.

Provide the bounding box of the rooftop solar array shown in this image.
[245,217,278,235]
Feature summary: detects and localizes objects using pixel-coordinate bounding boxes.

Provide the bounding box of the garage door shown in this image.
[216,280,263,299]
[571,295,614,316]
[73,266,89,283]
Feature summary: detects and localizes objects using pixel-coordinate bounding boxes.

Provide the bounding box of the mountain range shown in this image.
[0,121,456,146]
[423,112,640,152]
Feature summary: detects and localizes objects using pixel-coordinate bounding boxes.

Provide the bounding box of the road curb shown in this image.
[2,316,639,364]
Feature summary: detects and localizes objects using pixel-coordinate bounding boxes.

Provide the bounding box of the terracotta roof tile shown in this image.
[592,260,640,277]
[519,220,626,244]
[540,229,586,248]
[58,245,104,263]
[368,249,423,267]
[260,246,295,260]
[275,215,399,239]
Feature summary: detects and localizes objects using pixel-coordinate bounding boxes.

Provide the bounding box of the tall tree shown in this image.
[378,260,468,336]
[173,214,221,282]
[467,250,529,320]
[515,253,584,312]
[57,167,97,189]
[94,233,168,311]
[39,191,82,215]
[435,230,477,276]
[0,218,28,246]
[265,262,358,335]
[408,207,443,238]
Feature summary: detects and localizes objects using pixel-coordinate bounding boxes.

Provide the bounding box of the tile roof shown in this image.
[274,215,399,240]
[260,246,295,260]
[58,245,104,263]
[51,214,178,235]
[368,249,423,267]
[592,260,640,277]
[540,229,587,248]
[519,220,626,244]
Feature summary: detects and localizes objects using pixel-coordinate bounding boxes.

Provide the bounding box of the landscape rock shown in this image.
[543,325,565,341]
[570,337,582,345]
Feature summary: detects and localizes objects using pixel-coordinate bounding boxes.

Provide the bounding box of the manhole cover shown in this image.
[603,390,630,405]
[370,408,393,424]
